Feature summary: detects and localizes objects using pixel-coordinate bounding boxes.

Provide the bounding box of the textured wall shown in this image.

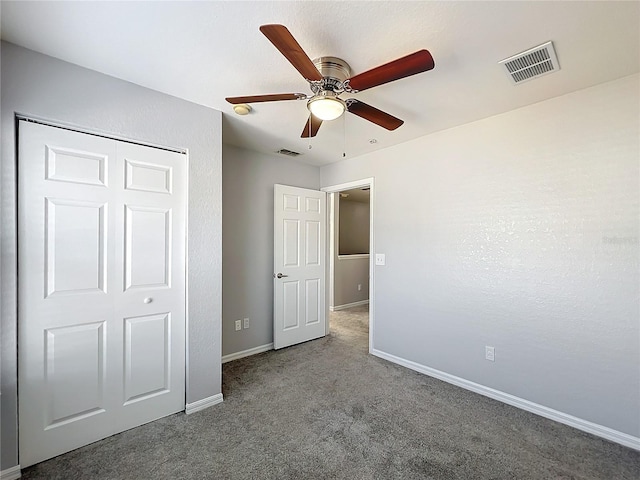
[1,43,222,469]
[222,145,319,356]
[320,74,640,437]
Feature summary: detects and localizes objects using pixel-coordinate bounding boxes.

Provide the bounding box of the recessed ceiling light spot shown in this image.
[233,104,252,115]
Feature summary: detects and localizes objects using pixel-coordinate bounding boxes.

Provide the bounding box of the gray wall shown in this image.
[222,144,319,356]
[339,197,370,255]
[1,42,222,469]
[333,196,370,308]
[320,74,640,438]
[333,256,370,308]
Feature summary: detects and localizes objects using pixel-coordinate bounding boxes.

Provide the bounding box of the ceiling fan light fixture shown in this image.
[307,92,346,121]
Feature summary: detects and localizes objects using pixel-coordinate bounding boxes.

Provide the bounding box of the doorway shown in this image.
[322,178,374,353]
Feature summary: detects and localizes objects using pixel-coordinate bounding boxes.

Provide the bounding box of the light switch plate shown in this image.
[375,254,386,266]
[485,346,495,362]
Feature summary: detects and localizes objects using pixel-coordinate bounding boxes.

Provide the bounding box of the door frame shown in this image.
[14,115,191,462]
[321,178,374,353]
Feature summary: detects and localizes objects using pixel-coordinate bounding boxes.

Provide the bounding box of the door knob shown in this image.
[274,273,288,279]
[143,297,153,304]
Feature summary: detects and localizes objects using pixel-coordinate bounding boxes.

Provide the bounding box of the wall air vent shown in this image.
[499,41,560,85]
[276,148,301,157]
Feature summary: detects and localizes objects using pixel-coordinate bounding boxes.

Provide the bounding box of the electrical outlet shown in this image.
[243,317,250,329]
[235,319,242,331]
[357,284,362,291]
[375,253,386,265]
[485,346,495,362]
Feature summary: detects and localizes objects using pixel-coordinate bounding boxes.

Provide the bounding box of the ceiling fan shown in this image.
[225,24,435,138]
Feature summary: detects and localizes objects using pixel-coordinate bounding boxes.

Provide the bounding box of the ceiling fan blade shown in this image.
[301,114,323,138]
[346,100,404,130]
[260,24,323,82]
[226,93,306,104]
[347,50,435,92]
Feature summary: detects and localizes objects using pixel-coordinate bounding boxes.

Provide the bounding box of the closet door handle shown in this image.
[274,273,288,279]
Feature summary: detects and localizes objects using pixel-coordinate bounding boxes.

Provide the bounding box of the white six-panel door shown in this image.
[273,184,326,349]
[18,121,186,467]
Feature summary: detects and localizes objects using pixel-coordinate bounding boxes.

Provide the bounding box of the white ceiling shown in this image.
[2,1,638,166]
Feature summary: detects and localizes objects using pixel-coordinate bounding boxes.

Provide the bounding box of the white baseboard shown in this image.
[185,393,223,415]
[222,343,273,364]
[330,300,369,312]
[371,349,640,451]
[0,465,21,480]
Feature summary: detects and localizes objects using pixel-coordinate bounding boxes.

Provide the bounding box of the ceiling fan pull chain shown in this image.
[342,114,346,158]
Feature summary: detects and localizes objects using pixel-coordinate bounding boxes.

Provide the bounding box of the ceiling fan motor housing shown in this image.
[312,57,351,92]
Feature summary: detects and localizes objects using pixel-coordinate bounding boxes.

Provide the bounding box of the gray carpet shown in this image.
[22,305,639,479]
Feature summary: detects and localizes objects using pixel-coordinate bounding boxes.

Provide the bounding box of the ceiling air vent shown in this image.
[276,148,301,157]
[499,41,560,85]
